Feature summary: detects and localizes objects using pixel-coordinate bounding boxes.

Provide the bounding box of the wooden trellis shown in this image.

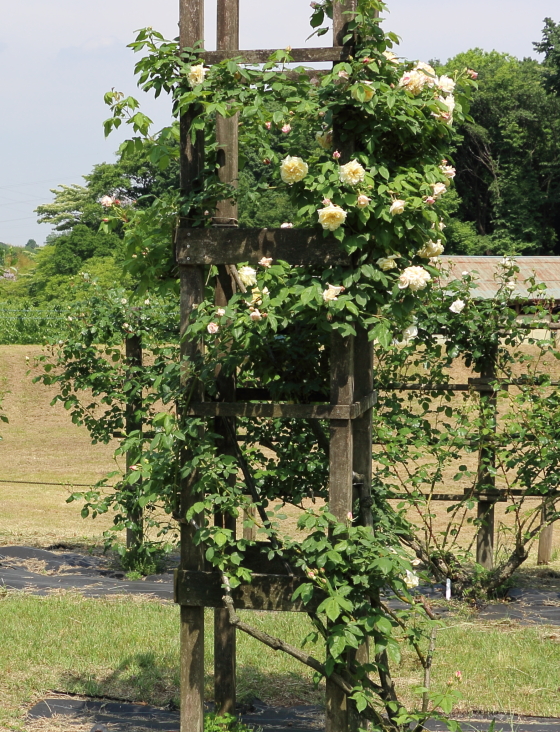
[174,2,375,731]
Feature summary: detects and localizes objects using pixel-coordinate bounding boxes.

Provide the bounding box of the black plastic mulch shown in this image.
[28,698,560,732]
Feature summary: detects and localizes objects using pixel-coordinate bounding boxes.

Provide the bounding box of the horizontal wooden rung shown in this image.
[200,46,351,65]
[176,227,348,266]
[174,570,325,612]
[186,392,376,420]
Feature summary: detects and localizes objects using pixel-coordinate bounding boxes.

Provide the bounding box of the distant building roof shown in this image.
[441,256,560,300]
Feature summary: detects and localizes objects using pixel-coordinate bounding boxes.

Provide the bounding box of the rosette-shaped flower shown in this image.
[449,299,465,314]
[382,50,399,65]
[207,322,219,334]
[318,203,347,231]
[398,69,426,96]
[431,182,447,199]
[238,266,257,287]
[280,156,309,185]
[100,195,115,208]
[438,75,456,94]
[390,199,406,215]
[440,164,456,179]
[322,284,344,302]
[377,255,398,271]
[415,61,437,87]
[417,239,444,258]
[357,194,371,208]
[188,64,206,86]
[398,266,431,292]
[258,257,273,268]
[339,159,366,186]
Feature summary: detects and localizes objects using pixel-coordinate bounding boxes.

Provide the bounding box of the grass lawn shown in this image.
[1,593,560,730]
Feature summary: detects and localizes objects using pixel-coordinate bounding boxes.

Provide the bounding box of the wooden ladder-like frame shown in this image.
[176,2,375,730]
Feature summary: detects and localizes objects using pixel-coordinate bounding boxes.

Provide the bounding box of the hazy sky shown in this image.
[0,0,558,246]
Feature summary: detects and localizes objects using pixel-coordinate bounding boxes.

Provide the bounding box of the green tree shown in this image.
[25,239,38,250]
[440,49,560,255]
[534,17,560,95]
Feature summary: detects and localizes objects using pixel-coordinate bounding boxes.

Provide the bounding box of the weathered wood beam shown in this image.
[176,227,349,266]
[186,392,376,420]
[174,570,325,612]
[201,46,351,65]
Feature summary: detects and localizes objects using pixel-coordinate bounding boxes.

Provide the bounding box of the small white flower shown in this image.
[188,64,206,86]
[123,322,130,329]
[121,298,127,305]
[462,271,469,276]
[356,194,371,208]
[258,257,273,268]
[438,75,456,94]
[216,308,226,317]
[405,570,420,588]
[281,222,293,228]
[501,256,514,267]
[250,309,263,321]
[207,322,219,334]
[382,50,399,65]
[67,316,73,321]
[402,324,418,343]
[506,281,516,291]
[390,199,406,215]
[449,299,465,314]
[144,299,150,305]
[238,266,257,287]
[100,195,114,207]
[440,164,456,179]
[322,284,344,302]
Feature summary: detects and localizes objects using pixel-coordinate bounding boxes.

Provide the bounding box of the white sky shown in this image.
[0,0,558,246]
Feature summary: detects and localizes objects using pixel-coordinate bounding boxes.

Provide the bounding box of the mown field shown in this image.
[1,344,560,729]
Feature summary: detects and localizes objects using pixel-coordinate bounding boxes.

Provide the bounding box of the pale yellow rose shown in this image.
[390,199,406,215]
[417,239,444,258]
[280,156,309,185]
[316,130,333,150]
[339,159,366,186]
[438,75,456,94]
[351,82,375,102]
[382,50,399,65]
[398,266,431,292]
[318,204,347,231]
[398,69,426,96]
[322,284,344,302]
[251,287,269,306]
[258,257,273,268]
[238,266,257,287]
[377,255,398,271]
[188,64,206,86]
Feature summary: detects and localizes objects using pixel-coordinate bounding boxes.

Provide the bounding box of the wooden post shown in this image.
[327,332,354,732]
[538,500,555,565]
[212,0,240,716]
[125,333,143,550]
[179,2,206,732]
[476,352,497,569]
[353,327,373,529]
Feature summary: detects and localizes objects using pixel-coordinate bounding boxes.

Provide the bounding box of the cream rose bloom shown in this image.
[431,182,447,199]
[207,322,219,334]
[377,255,398,271]
[440,164,456,179]
[318,204,347,231]
[251,287,269,306]
[250,309,263,321]
[339,159,366,186]
[316,130,333,150]
[351,82,375,102]
[398,266,431,292]
[405,570,420,588]
[438,75,456,94]
[417,239,444,258]
[398,69,426,96]
[280,156,309,185]
[238,266,257,287]
[402,324,418,343]
[449,299,465,314]
[188,64,206,86]
[415,61,437,86]
[382,50,399,65]
[390,199,406,215]
[258,257,273,268]
[322,284,344,302]
[357,194,371,208]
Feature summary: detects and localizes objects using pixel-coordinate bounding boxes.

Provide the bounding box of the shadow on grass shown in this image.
[58,655,322,710]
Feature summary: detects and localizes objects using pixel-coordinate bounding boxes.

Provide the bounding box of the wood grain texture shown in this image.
[186,392,376,420]
[176,227,349,266]
[353,328,374,529]
[125,335,143,549]
[175,570,325,612]
[202,46,351,65]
